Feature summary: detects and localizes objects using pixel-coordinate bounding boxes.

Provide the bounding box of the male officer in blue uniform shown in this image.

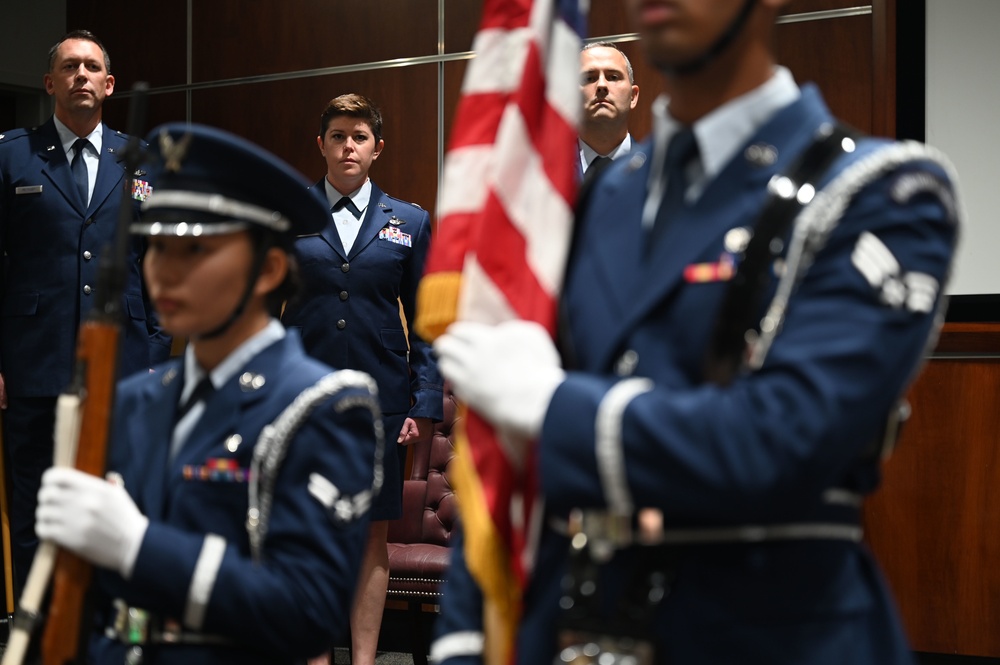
[0,29,170,596]
[281,93,442,665]
[431,0,960,663]
[578,42,639,175]
[35,122,380,664]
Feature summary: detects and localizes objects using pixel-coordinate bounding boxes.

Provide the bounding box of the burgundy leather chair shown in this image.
[385,388,458,664]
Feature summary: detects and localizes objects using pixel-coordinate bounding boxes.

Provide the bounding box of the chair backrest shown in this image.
[387,389,458,547]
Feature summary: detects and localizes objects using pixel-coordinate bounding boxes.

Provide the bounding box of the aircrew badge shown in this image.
[132,178,153,202]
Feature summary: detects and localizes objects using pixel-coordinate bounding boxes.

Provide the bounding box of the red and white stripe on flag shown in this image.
[415,0,585,662]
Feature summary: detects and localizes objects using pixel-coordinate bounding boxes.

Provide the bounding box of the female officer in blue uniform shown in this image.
[281,93,442,665]
[430,0,960,664]
[34,123,381,665]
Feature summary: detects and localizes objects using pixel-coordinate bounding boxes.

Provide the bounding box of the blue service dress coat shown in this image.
[89,332,376,665]
[282,180,443,518]
[434,86,958,665]
[0,118,171,396]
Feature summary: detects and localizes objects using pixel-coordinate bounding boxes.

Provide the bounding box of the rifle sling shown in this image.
[704,121,857,385]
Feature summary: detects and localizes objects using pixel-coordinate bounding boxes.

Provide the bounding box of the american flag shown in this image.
[415,0,585,661]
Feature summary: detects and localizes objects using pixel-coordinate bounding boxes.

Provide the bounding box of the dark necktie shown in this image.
[650,127,699,237]
[332,195,361,219]
[588,155,611,172]
[175,376,214,423]
[71,138,92,206]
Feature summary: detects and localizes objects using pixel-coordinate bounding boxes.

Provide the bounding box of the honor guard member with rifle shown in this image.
[34,123,383,665]
[431,0,960,663]
[0,30,171,597]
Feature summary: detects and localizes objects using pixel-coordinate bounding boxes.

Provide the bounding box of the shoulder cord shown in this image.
[246,369,384,562]
[749,140,960,460]
[748,140,961,372]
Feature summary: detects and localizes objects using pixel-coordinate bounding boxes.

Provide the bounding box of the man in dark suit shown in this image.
[432,0,959,663]
[578,42,639,175]
[0,30,171,595]
[281,93,442,665]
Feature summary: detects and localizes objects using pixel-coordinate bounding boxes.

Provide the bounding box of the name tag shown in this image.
[15,185,43,195]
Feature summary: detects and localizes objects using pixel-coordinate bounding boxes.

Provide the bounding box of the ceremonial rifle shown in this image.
[0,83,149,665]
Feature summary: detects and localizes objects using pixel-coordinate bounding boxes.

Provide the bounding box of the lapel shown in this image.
[350,181,390,259]
[130,364,184,519]
[311,179,349,260]
[35,118,84,214]
[580,152,651,320]
[89,125,127,216]
[165,345,276,484]
[581,87,834,369]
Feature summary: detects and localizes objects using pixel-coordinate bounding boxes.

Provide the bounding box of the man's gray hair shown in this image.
[582,41,634,84]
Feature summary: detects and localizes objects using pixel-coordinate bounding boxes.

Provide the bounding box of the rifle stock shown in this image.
[41,322,120,665]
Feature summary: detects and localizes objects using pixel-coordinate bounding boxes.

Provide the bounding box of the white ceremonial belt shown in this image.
[549,516,863,545]
[650,522,863,545]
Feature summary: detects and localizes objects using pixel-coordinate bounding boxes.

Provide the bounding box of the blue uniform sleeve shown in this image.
[120,397,374,658]
[540,154,959,522]
[402,207,444,422]
[431,522,486,665]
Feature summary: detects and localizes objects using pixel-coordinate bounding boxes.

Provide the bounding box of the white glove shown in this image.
[36,467,149,580]
[434,320,565,439]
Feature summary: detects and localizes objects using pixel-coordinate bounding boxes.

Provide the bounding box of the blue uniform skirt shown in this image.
[370,411,407,521]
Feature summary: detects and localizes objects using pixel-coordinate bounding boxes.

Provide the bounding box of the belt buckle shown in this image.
[111,599,150,645]
[158,618,184,644]
[556,630,655,665]
[569,509,633,564]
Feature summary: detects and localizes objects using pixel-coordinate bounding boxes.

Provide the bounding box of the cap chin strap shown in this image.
[192,243,271,342]
[668,0,757,77]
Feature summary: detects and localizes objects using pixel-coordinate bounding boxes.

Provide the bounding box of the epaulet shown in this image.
[0,127,32,144]
[384,193,424,211]
[108,128,145,146]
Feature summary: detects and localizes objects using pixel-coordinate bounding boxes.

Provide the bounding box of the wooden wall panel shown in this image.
[590,1,634,37]
[864,324,1000,656]
[776,15,876,133]
[190,65,440,218]
[102,91,189,137]
[191,1,438,82]
[66,1,188,88]
[444,1,482,52]
[784,0,869,12]
[443,60,467,151]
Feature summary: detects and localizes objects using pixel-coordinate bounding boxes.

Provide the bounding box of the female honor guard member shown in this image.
[34,123,381,665]
[432,0,960,663]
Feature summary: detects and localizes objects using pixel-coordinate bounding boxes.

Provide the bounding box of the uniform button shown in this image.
[339,290,349,301]
[615,349,639,376]
[83,284,92,295]
[83,250,93,260]
[85,217,95,225]
[341,262,350,273]
[336,319,347,330]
